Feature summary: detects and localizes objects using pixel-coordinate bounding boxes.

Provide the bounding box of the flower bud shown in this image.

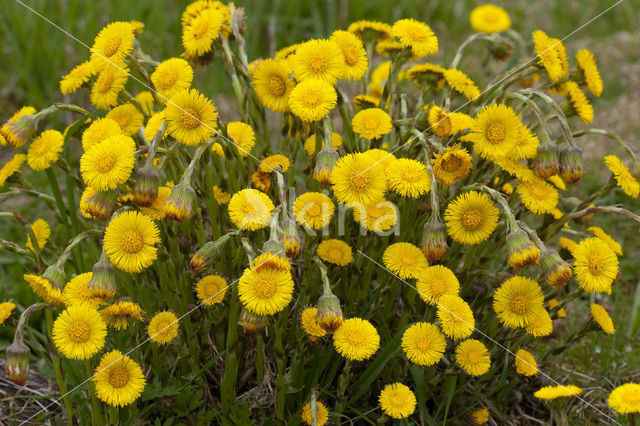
[540,249,573,288]
[421,220,448,261]
[487,35,514,61]
[559,146,584,184]
[2,114,38,148]
[237,308,267,334]
[533,144,559,179]
[316,293,343,333]
[84,189,118,221]
[88,250,117,299]
[190,242,217,275]
[313,145,338,186]
[42,264,66,290]
[133,167,163,207]
[162,183,196,221]
[506,230,540,270]
[5,342,30,386]
[281,217,302,259]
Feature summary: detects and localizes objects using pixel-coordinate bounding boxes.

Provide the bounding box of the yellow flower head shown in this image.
[60,61,95,95]
[90,21,135,72]
[445,191,499,245]
[426,105,453,137]
[288,78,337,122]
[455,339,490,376]
[525,309,553,337]
[301,401,329,426]
[228,189,274,231]
[590,303,614,334]
[106,103,144,136]
[195,275,228,306]
[304,132,342,156]
[534,385,582,400]
[352,200,398,233]
[151,58,194,103]
[144,111,166,143]
[24,274,64,306]
[212,185,231,205]
[317,239,354,266]
[251,171,272,192]
[532,30,569,83]
[226,122,256,157]
[165,89,218,146]
[563,81,593,123]
[82,118,122,151]
[0,154,27,187]
[517,177,559,215]
[330,30,368,81]
[0,302,16,325]
[467,104,521,159]
[362,149,396,172]
[416,265,460,305]
[348,20,392,43]
[301,307,328,339]
[63,272,111,309]
[294,192,335,230]
[406,63,446,88]
[52,305,107,360]
[27,130,64,171]
[379,382,416,419]
[26,218,51,253]
[1,106,37,148]
[573,237,618,294]
[293,39,345,84]
[392,18,438,58]
[331,153,387,206]
[513,124,540,160]
[80,135,135,191]
[382,242,428,279]
[604,154,639,198]
[608,383,640,414]
[386,158,431,198]
[238,266,294,316]
[493,276,544,328]
[576,49,602,97]
[91,63,129,110]
[471,407,490,425]
[100,300,144,330]
[587,226,623,256]
[148,311,179,344]
[437,295,475,340]
[182,8,224,57]
[333,317,380,361]
[93,350,146,407]
[432,146,473,187]
[401,322,446,366]
[444,69,480,101]
[259,154,290,174]
[103,211,160,273]
[252,59,295,113]
[470,4,511,34]
[515,348,538,376]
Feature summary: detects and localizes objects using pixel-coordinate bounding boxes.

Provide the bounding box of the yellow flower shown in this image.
[563,81,593,123]
[391,18,438,58]
[27,130,64,171]
[301,307,328,339]
[317,239,353,266]
[63,272,110,309]
[576,49,602,97]
[515,349,538,376]
[195,275,228,306]
[90,64,129,110]
[532,30,568,83]
[211,142,225,158]
[238,266,294,315]
[362,149,396,172]
[382,242,428,279]
[0,302,16,325]
[493,157,536,182]
[1,106,37,148]
[252,59,295,113]
[251,171,272,192]
[604,154,639,198]
[547,174,566,191]
[148,311,179,344]
[103,211,160,273]
[352,108,393,141]
[331,153,387,206]
[406,63,446,88]
[426,105,452,137]
[444,191,499,245]
[301,401,329,426]
[455,339,490,376]
[330,30,368,81]
[93,350,146,407]
[513,124,540,160]
[432,146,472,187]
[493,276,544,328]
[444,69,480,101]
[106,103,145,136]
[52,305,106,360]
[467,104,520,159]
[401,322,446,366]
[226,122,256,157]
[352,200,398,232]
[471,407,490,425]
[138,186,172,220]
[100,300,144,330]
[26,218,51,252]
[416,265,460,305]
[60,61,94,95]
[293,39,344,84]
[386,158,431,198]
[0,154,27,187]
[182,8,224,57]
[90,21,135,72]
[288,79,337,122]
[82,118,122,151]
[294,192,335,230]
[151,58,194,103]
[213,185,231,204]
[534,385,582,400]
[437,295,475,340]
[347,20,392,42]
[379,382,416,419]
[587,226,623,256]
[304,132,342,156]
[80,135,136,191]
[333,317,379,361]
[228,189,274,231]
[608,383,640,414]
[24,274,64,306]
[525,309,553,337]
[590,303,614,334]
[517,177,559,215]
[165,89,217,146]
[573,237,618,294]
[470,4,510,34]
[259,154,290,173]
[144,111,166,142]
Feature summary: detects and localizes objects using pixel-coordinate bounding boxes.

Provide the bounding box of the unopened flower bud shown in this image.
[281,217,302,258]
[421,220,448,261]
[162,183,196,221]
[3,115,38,148]
[5,342,30,386]
[533,144,559,179]
[84,189,118,221]
[559,146,584,184]
[506,230,540,270]
[313,146,338,186]
[88,250,117,299]
[190,237,229,275]
[133,167,163,207]
[540,249,573,288]
[238,308,267,334]
[487,35,514,61]
[316,293,343,333]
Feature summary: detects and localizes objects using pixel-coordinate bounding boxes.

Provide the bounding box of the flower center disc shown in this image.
[267,76,286,96]
[441,155,462,173]
[96,152,117,173]
[348,330,365,345]
[510,295,528,314]
[401,168,422,183]
[181,107,202,129]
[350,172,369,190]
[588,253,604,275]
[157,69,178,89]
[328,248,343,260]
[431,277,447,296]
[97,73,115,94]
[304,89,320,107]
[108,365,129,389]
[343,46,359,66]
[486,122,506,144]
[309,55,328,73]
[121,230,144,254]
[255,277,276,298]
[461,209,483,230]
[363,117,380,130]
[307,203,321,217]
[69,321,91,343]
[467,350,483,364]
[415,335,431,351]
[530,183,548,198]
[407,27,427,42]
[103,36,122,57]
[243,202,256,214]
[193,20,210,40]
